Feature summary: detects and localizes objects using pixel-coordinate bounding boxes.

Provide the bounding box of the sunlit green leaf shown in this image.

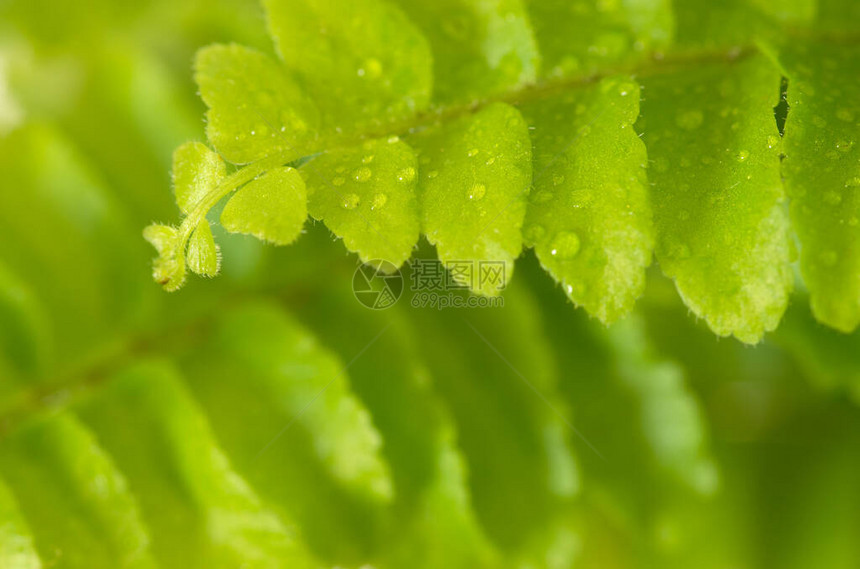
[143,223,186,290]
[220,167,307,245]
[638,54,792,343]
[523,0,673,78]
[781,41,860,332]
[195,43,319,164]
[412,103,532,296]
[392,0,539,103]
[264,0,432,130]
[172,142,226,215]
[302,137,420,267]
[186,221,219,276]
[520,75,653,323]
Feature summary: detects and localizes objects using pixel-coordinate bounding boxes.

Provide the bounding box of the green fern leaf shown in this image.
[520,75,652,323]
[186,221,220,276]
[0,478,41,569]
[0,415,156,568]
[780,40,860,332]
[142,0,860,340]
[172,141,227,215]
[264,0,433,129]
[302,136,420,267]
[76,361,314,568]
[220,167,307,245]
[639,54,792,343]
[391,0,540,103]
[195,44,319,165]
[412,102,532,296]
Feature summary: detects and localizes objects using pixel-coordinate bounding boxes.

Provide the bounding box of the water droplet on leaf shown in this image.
[549,231,581,259]
[371,193,387,210]
[354,167,372,182]
[468,184,486,200]
[342,193,360,210]
[398,167,416,182]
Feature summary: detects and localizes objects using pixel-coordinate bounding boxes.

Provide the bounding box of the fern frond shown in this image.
[146,0,859,343]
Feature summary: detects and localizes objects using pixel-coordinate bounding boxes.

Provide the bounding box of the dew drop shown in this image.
[332,176,345,187]
[398,167,416,182]
[835,140,853,153]
[354,167,372,182]
[362,155,375,164]
[552,174,565,186]
[846,177,860,188]
[675,110,704,130]
[427,170,438,179]
[387,135,400,144]
[371,193,387,210]
[736,150,749,162]
[468,184,486,200]
[342,193,360,210]
[549,231,581,259]
[485,157,496,166]
[767,135,779,149]
[467,148,479,157]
